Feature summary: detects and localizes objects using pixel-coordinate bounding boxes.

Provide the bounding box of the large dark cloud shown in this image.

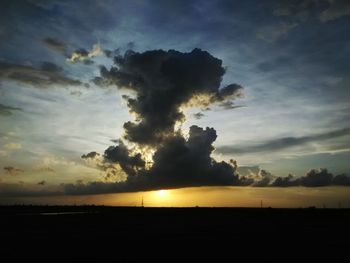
[65,165,350,195]
[141,125,240,188]
[217,128,350,155]
[73,47,350,195]
[95,48,243,145]
[70,48,244,194]
[0,61,81,88]
[67,125,240,194]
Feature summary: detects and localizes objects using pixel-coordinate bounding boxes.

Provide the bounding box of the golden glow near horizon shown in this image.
[154,189,169,199]
[2,187,350,208]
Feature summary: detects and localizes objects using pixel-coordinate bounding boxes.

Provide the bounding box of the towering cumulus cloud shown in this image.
[66,48,243,194]
[95,48,242,145]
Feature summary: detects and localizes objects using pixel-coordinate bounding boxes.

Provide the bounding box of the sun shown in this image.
[155,189,169,198]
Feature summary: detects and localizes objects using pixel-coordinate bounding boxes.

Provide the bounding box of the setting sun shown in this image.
[155,190,169,198]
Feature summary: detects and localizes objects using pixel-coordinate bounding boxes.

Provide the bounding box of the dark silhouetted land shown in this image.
[1,206,349,260]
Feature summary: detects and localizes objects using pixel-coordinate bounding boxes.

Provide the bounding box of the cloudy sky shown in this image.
[1,0,350,207]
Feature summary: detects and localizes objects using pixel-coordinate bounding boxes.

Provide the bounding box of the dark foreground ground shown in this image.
[1,206,349,260]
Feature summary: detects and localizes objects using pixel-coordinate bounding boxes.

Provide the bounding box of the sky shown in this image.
[0,0,350,207]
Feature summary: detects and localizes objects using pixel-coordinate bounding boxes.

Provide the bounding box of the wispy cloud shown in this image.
[4,143,22,150]
[217,128,350,155]
[0,104,22,116]
[42,37,67,54]
[3,166,24,176]
[67,42,102,63]
[257,22,298,43]
[273,0,350,23]
[37,180,46,185]
[319,0,350,22]
[193,112,205,119]
[0,183,62,197]
[0,61,81,88]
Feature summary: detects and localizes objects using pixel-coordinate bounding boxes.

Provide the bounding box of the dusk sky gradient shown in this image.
[1,0,350,207]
